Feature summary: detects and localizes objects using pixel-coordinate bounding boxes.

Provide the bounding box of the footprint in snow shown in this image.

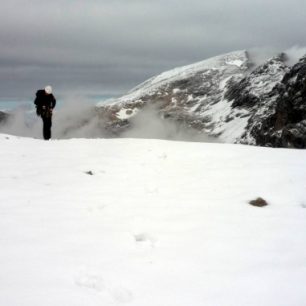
[74,271,104,292]
[134,233,156,248]
[110,286,133,304]
[74,269,133,303]
[158,153,167,160]
[145,185,159,194]
[87,204,107,213]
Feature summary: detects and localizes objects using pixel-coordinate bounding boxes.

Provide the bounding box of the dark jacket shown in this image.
[34,89,56,117]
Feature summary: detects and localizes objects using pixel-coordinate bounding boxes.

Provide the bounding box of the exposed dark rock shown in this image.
[249,197,268,207]
[251,55,306,148]
[225,53,288,109]
[85,171,94,176]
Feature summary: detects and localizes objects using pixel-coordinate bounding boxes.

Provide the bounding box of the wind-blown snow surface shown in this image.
[1,134,306,306]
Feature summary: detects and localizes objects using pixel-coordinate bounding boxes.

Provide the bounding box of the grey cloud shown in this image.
[0,0,306,99]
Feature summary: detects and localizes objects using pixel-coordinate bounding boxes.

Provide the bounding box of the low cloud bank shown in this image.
[52,96,103,139]
[0,96,216,142]
[120,105,217,143]
[0,106,41,138]
[0,96,102,139]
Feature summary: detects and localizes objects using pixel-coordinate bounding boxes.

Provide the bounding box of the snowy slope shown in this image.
[95,50,253,143]
[1,134,306,306]
[98,50,248,107]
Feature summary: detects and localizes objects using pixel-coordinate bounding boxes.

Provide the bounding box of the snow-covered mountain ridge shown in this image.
[97,50,306,148]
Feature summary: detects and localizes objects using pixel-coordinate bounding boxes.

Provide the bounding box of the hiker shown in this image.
[34,85,56,140]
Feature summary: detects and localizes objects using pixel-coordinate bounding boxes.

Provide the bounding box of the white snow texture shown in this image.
[1,134,306,306]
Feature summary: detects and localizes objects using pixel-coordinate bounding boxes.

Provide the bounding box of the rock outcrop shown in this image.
[250,55,306,148]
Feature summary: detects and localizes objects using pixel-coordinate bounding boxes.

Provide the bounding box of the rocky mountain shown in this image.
[96,50,306,148]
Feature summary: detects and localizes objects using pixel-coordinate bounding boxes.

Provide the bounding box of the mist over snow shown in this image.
[120,105,217,142]
[0,95,106,139]
[51,96,102,139]
[0,96,95,139]
[0,96,216,142]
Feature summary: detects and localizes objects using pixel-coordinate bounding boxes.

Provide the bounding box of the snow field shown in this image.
[0,134,306,306]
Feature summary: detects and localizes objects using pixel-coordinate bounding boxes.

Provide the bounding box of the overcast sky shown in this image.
[1,0,306,100]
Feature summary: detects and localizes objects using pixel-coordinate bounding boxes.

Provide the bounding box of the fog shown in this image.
[0,101,216,142]
[52,96,103,139]
[120,105,217,143]
[0,96,103,140]
[247,45,306,68]
[1,0,306,99]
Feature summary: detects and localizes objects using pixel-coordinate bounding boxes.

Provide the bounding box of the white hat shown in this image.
[44,85,52,94]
